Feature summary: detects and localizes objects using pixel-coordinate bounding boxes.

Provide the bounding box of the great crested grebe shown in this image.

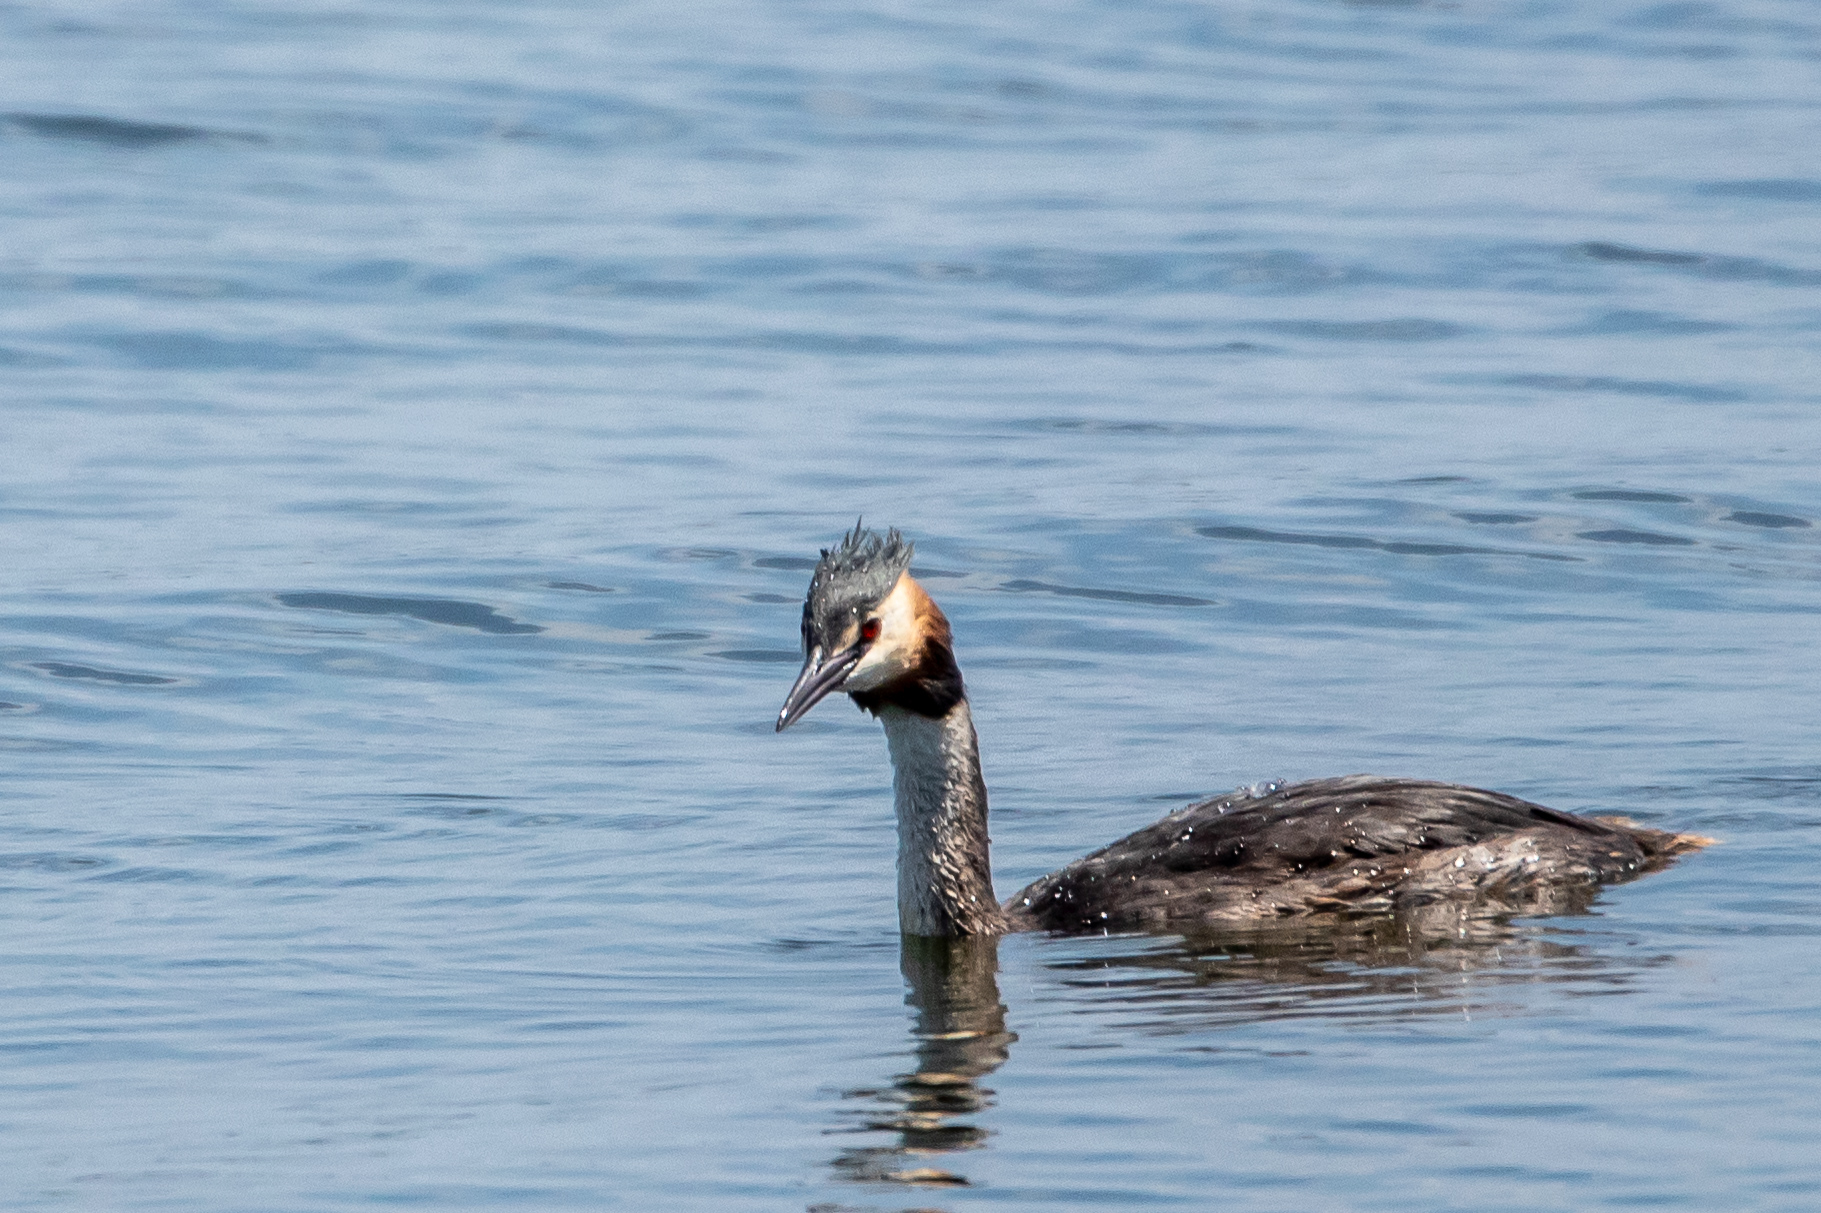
[775,525,1709,937]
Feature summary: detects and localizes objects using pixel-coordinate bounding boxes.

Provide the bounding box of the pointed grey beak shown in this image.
[775,643,864,732]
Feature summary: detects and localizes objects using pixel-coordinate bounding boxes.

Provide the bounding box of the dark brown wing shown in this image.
[1003,775,1702,933]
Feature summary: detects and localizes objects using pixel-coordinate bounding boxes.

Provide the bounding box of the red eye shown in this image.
[860,618,881,642]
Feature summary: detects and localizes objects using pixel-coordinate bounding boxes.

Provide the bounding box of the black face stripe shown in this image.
[803,595,871,660]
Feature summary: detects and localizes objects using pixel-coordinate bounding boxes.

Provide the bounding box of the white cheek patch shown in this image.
[841,576,920,692]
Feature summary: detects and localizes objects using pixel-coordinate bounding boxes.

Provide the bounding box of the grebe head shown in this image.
[775,522,929,731]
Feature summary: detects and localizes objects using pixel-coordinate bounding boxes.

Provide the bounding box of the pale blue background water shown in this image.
[3,1,1819,1209]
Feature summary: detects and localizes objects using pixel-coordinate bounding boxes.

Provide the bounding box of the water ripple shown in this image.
[274,593,543,635]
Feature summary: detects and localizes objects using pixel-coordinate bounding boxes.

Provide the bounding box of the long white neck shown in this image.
[877,700,1005,937]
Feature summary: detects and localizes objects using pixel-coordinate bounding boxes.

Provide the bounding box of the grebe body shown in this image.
[775,526,1708,938]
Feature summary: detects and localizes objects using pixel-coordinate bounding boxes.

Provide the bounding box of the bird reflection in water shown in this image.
[816,901,1670,1209]
[820,935,1014,1198]
[1044,898,1674,1037]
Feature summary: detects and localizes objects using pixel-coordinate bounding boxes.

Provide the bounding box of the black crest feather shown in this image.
[807,520,913,617]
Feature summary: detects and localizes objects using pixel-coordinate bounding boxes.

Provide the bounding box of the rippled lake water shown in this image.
[4,1,1820,1209]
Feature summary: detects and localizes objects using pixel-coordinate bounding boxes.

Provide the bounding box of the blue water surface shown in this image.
[3,1,1820,1209]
